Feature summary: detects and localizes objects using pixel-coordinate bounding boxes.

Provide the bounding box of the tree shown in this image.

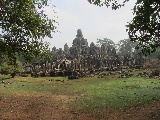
[29,47,52,64]
[147,47,160,60]
[0,0,57,64]
[16,44,52,65]
[117,39,137,57]
[0,60,24,77]
[88,0,160,55]
[97,38,115,49]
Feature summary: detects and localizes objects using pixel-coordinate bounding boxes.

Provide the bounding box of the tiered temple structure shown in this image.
[50,29,121,71]
[29,29,144,78]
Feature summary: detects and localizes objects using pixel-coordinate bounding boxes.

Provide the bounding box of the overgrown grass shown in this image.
[72,77,160,112]
[0,75,160,112]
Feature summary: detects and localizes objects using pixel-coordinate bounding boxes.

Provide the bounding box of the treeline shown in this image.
[0,38,160,77]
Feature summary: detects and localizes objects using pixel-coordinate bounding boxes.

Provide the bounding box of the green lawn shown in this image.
[72,77,160,111]
[0,75,160,112]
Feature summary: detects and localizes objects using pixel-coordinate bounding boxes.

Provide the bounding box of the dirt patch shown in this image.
[13,91,79,103]
[0,92,96,120]
[0,92,160,120]
[97,101,160,120]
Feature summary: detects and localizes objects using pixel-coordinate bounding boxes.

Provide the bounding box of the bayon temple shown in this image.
[28,29,144,78]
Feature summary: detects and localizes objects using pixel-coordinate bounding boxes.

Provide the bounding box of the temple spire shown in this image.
[76,29,83,38]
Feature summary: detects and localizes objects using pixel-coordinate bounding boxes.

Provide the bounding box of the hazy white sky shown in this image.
[45,0,136,49]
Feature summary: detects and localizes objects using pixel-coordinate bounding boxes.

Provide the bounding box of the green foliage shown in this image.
[0,61,24,75]
[117,38,138,57]
[147,47,160,60]
[0,0,57,64]
[30,48,52,63]
[17,42,52,64]
[88,0,129,9]
[88,0,160,55]
[97,38,115,49]
[127,0,160,55]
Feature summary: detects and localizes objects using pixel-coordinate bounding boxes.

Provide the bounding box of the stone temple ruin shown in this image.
[27,29,144,79]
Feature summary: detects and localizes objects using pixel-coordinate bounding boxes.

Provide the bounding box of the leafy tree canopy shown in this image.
[117,39,137,57]
[16,43,52,64]
[0,0,57,64]
[147,47,160,60]
[97,38,115,49]
[0,60,24,75]
[88,0,160,55]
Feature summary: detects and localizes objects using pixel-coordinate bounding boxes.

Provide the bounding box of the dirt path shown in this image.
[0,92,160,120]
[0,92,96,120]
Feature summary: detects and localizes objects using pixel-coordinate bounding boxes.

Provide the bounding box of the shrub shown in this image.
[0,61,24,76]
[143,59,160,70]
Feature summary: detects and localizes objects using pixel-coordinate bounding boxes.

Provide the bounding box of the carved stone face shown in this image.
[90,42,95,47]
[76,29,83,38]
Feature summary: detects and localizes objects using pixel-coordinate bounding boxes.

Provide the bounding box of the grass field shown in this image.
[0,73,160,119]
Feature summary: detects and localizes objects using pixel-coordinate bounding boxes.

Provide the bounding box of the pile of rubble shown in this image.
[137,70,160,78]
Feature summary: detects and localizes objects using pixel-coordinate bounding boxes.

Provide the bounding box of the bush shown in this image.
[143,59,160,70]
[0,61,24,76]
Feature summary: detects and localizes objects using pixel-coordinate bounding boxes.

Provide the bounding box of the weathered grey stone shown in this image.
[29,29,144,79]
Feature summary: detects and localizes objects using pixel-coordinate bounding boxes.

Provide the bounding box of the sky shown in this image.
[44,0,136,50]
